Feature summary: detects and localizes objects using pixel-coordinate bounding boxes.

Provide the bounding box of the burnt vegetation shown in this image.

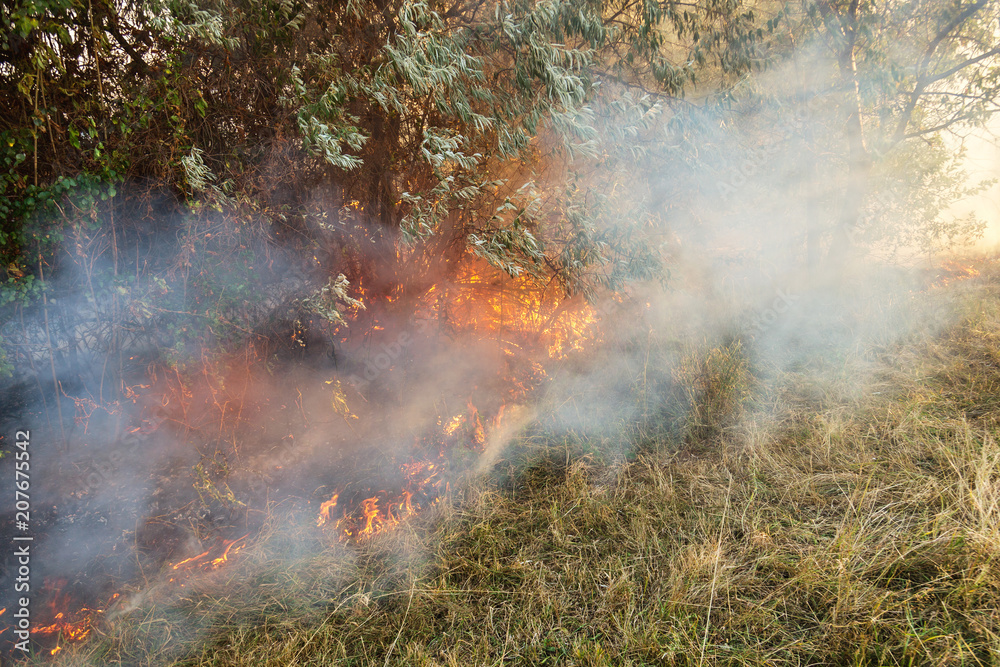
[1,0,1000,663]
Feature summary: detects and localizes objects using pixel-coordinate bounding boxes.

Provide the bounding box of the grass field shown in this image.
[48,257,1000,666]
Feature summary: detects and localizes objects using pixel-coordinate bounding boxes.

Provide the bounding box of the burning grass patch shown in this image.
[38,257,1000,665]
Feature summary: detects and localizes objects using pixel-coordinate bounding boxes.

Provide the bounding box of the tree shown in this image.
[0,0,761,403]
[782,0,1000,260]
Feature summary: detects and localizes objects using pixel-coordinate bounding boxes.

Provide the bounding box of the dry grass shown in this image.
[46,257,1000,666]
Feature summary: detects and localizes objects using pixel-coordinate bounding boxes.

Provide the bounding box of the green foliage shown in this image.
[6,0,993,394]
[147,0,239,48]
[300,274,366,327]
[0,0,763,342]
[180,146,233,206]
[766,0,1000,253]
[0,129,118,308]
[862,140,993,252]
[0,333,12,379]
[285,65,368,172]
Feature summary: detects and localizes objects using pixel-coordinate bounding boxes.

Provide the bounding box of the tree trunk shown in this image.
[828,153,872,265]
[826,0,870,273]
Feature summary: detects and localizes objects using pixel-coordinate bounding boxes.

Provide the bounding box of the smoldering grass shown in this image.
[42,257,1000,666]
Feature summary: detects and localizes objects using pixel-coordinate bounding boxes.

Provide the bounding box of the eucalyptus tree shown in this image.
[271,0,762,307]
[0,0,763,384]
[780,0,1000,258]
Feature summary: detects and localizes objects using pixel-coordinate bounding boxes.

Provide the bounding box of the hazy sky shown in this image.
[956,117,1000,251]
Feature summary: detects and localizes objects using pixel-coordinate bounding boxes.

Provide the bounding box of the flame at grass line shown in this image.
[932,259,982,288]
[316,459,443,540]
[170,534,250,572]
[314,398,514,541]
[23,534,253,657]
[31,587,121,655]
[311,265,600,544]
[22,259,603,655]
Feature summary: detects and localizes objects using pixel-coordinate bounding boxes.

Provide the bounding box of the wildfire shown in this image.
[316,459,443,542]
[13,244,600,660]
[450,268,599,360]
[443,414,464,435]
[171,535,249,571]
[405,266,598,370]
[933,259,981,288]
[315,400,506,542]
[32,589,120,653]
[317,493,340,527]
[15,534,248,656]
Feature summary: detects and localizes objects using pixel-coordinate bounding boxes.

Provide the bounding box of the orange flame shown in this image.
[29,583,121,651]
[171,535,249,571]
[172,550,211,570]
[317,458,445,542]
[360,496,381,536]
[38,241,597,657]
[317,493,340,527]
[210,534,248,568]
[438,266,599,360]
[933,260,981,288]
[443,415,463,435]
[34,611,97,642]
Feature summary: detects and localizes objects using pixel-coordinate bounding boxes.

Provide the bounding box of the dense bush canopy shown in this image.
[0,0,998,383]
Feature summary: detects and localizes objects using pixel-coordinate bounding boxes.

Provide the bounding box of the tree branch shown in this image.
[903,107,1000,140]
[891,0,995,145]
